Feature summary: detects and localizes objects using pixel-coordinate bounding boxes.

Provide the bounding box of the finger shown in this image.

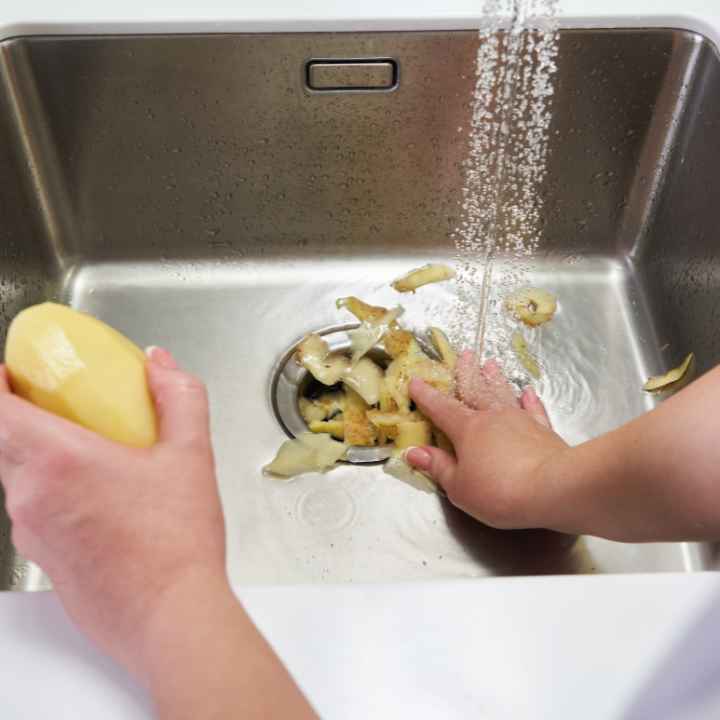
[409,378,473,442]
[0,393,98,477]
[404,445,457,493]
[0,366,10,393]
[455,350,486,410]
[520,386,551,428]
[456,352,518,411]
[145,346,178,370]
[480,358,520,409]
[146,352,210,447]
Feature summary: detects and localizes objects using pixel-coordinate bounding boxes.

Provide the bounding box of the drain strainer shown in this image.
[270,324,394,464]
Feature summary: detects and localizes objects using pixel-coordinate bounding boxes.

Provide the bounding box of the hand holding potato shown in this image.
[0,348,224,671]
[0,348,315,718]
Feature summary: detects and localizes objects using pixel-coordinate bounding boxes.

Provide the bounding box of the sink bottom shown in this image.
[3,254,706,590]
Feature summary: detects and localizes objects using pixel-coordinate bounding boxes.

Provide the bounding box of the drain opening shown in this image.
[271,324,436,465]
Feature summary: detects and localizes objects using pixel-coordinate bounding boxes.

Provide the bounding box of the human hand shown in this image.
[406,351,569,530]
[0,347,226,675]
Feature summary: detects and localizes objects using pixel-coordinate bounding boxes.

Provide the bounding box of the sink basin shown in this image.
[1,29,719,590]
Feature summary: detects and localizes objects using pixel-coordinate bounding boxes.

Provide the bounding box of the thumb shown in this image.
[146,348,211,447]
[405,446,457,494]
[520,386,551,428]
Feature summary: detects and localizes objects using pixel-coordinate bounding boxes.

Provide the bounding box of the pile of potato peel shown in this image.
[265,264,456,492]
[295,296,455,450]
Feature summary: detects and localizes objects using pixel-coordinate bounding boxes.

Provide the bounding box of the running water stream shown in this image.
[452,0,560,379]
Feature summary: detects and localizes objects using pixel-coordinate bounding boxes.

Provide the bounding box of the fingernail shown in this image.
[524,386,538,403]
[404,446,432,471]
[145,346,178,370]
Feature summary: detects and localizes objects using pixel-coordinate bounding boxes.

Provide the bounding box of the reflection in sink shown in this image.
[0,29,719,589]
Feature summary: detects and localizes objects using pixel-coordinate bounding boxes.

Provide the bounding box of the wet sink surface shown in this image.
[1,29,719,588]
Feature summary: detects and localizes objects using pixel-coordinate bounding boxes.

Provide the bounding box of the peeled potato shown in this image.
[5,302,158,448]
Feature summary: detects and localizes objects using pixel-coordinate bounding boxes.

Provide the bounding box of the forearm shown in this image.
[140,570,317,720]
[546,366,720,542]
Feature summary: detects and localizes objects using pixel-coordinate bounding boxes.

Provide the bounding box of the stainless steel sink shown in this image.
[1,29,719,590]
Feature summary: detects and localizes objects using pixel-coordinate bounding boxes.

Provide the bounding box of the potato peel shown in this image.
[511,332,541,379]
[276,293,458,492]
[366,410,421,427]
[298,397,328,424]
[309,419,345,439]
[377,379,399,444]
[383,450,438,494]
[395,420,432,450]
[347,307,404,365]
[385,353,454,413]
[505,287,557,327]
[383,327,416,359]
[314,392,345,418]
[643,353,695,393]
[343,387,377,447]
[343,357,383,405]
[429,327,457,369]
[391,264,455,293]
[336,297,387,323]
[296,334,349,385]
[265,433,348,478]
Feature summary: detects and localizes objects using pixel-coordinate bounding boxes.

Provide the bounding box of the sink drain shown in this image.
[270,324,394,464]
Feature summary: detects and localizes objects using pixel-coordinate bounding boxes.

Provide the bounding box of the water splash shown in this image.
[452,0,560,383]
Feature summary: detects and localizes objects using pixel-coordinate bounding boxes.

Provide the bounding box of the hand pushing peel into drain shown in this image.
[5,302,158,448]
[265,271,457,491]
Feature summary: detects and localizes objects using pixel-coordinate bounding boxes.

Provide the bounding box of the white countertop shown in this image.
[0,573,718,719]
[2,2,720,718]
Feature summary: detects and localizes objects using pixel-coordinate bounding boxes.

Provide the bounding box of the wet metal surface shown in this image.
[0,30,719,589]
